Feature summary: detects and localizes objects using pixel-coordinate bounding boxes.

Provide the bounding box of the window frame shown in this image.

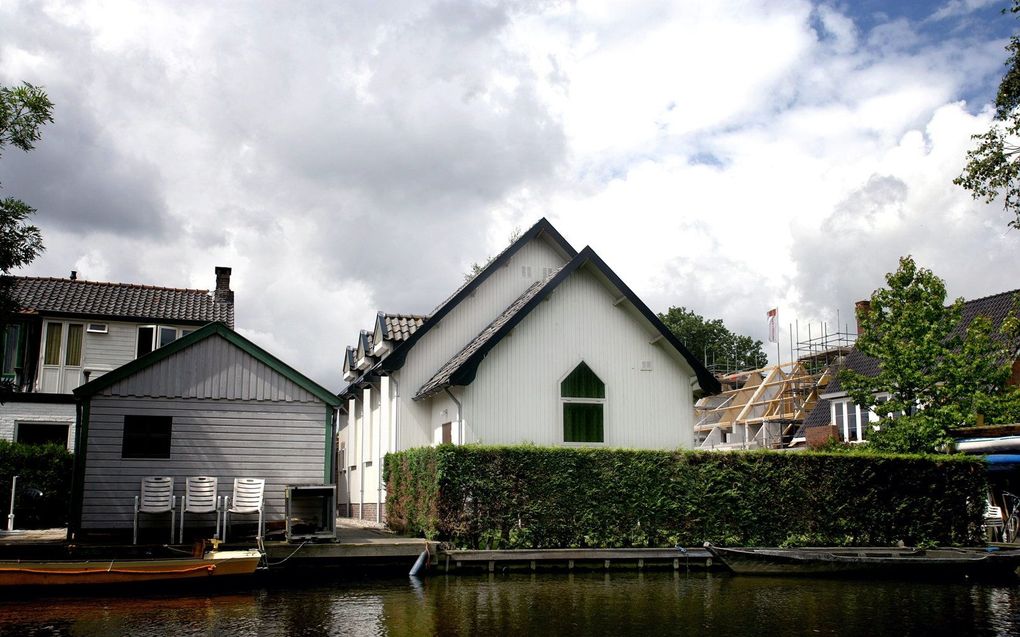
[136,325,195,359]
[15,422,70,448]
[121,415,173,459]
[559,361,607,445]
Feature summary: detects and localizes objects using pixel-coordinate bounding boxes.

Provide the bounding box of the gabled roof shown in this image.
[378,313,425,342]
[413,247,720,399]
[800,287,1020,432]
[375,218,577,376]
[74,322,341,406]
[11,276,234,328]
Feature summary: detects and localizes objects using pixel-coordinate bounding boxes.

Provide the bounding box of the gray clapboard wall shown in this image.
[79,334,330,531]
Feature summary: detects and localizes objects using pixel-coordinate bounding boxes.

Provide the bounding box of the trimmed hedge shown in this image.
[0,440,74,529]
[384,446,987,548]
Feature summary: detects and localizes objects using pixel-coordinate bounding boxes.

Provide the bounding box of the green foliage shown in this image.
[0,83,52,399]
[385,445,986,549]
[842,256,1017,453]
[0,440,73,529]
[0,82,51,278]
[657,306,767,370]
[955,1,1020,230]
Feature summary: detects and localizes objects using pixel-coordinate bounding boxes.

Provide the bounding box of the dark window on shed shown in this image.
[122,415,172,459]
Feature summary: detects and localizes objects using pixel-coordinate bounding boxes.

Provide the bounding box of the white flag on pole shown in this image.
[767,308,778,344]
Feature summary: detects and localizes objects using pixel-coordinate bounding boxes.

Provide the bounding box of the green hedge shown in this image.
[0,440,74,529]
[384,446,987,548]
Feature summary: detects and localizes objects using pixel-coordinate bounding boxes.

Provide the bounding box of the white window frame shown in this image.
[136,325,194,358]
[559,361,608,446]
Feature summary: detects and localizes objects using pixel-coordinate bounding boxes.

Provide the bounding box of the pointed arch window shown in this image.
[561,362,605,443]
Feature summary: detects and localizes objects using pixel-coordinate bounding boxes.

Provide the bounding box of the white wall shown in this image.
[458,265,696,449]
[397,237,569,447]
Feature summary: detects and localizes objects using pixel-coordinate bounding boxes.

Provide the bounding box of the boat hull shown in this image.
[0,550,262,587]
[705,546,1020,579]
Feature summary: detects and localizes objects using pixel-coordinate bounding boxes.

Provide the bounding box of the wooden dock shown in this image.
[437,547,715,573]
[1,523,718,575]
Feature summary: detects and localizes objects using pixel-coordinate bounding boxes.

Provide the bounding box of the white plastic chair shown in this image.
[984,503,1005,542]
[223,478,265,542]
[133,476,176,545]
[179,476,220,543]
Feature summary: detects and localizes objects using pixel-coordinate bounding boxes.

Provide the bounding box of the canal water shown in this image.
[1,571,1019,636]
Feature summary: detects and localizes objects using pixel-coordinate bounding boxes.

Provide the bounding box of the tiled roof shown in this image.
[801,288,1020,433]
[12,277,234,328]
[382,314,425,342]
[414,269,560,399]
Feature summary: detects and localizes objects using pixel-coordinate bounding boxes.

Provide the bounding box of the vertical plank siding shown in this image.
[100,335,318,402]
[82,397,326,530]
[397,238,569,447]
[462,266,695,449]
[78,332,332,532]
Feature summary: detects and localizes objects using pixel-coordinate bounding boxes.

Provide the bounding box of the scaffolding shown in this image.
[693,319,855,451]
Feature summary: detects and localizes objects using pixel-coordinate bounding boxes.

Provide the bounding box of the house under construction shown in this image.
[694,324,854,450]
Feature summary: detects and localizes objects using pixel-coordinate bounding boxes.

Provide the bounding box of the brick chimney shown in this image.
[214,266,234,304]
[855,300,871,336]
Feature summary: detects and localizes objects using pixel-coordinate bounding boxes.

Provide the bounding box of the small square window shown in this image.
[122,415,172,459]
[86,323,109,334]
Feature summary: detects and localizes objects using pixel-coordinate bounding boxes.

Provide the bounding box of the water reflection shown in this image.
[1,572,1019,636]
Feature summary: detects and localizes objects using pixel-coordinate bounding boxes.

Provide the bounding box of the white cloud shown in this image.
[1,0,1018,382]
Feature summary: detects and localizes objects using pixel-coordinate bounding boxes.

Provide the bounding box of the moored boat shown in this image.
[0,549,262,587]
[703,544,1020,579]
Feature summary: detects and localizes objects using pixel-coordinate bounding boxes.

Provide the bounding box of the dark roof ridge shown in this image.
[366,217,577,378]
[413,246,720,398]
[12,275,213,295]
[959,287,1020,306]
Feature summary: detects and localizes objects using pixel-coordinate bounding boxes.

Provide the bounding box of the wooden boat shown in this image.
[0,549,262,587]
[703,544,1020,579]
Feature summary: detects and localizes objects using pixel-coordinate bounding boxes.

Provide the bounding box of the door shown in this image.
[39,321,84,393]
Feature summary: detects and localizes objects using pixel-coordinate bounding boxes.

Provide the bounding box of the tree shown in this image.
[657,306,767,371]
[841,256,1019,454]
[1,82,53,396]
[955,1,1020,230]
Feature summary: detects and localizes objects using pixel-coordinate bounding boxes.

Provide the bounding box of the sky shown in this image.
[1,0,1019,388]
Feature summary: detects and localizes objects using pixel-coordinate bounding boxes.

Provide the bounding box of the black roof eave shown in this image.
[377,218,578,375]
[430,246,720,396]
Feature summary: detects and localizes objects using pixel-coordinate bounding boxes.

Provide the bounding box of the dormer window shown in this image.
[561,362,606,443]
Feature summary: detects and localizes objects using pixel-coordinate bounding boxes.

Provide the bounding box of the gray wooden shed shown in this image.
[69,322,341,539]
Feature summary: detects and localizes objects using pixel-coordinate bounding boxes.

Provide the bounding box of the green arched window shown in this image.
[561,362,605,443]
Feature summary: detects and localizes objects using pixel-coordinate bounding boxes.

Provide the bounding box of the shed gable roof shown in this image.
[74,322,340,406]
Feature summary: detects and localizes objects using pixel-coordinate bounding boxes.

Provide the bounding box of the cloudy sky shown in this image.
[2,0,1019,387]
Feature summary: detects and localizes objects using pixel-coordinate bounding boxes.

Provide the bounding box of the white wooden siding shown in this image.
[397,237,569,447]
[81,397,326,530]
[83,321,142,376]
[100,335,318,402]
[459,265,695,449]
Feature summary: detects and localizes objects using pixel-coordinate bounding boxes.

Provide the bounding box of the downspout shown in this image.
[377,379,385,524]
[444,387,463,445]
[392,375,400,451]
